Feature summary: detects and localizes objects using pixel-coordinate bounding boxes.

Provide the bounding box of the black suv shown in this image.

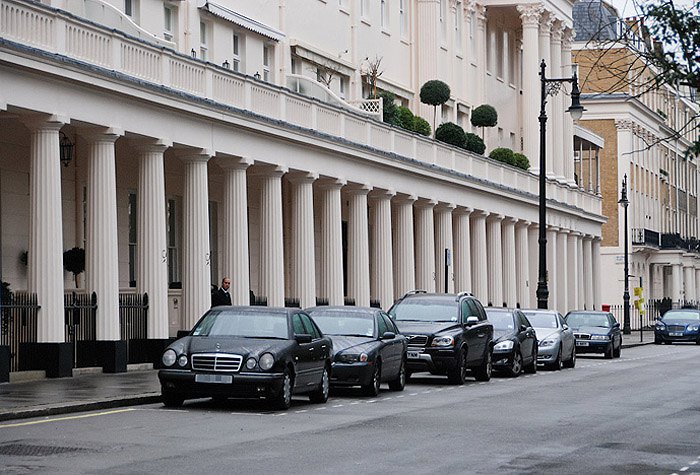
[388,291,493,384]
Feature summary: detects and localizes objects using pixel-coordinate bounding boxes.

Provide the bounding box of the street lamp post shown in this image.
[537,60,585,309]
[619,174,631,334]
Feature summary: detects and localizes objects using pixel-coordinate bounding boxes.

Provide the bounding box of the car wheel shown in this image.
[309,365,330,403]
[507,350,522,377]
[604,342,614,359]
[613,342,621,358]
[388,359,406,391]
[362,360,382,396]
[524,348,537,374]
[274,369,293,410]
[548,348,563,370]
[474,348,492,382]
[162,393,184,408]
[654,336,663,345]
[447,348,467,385]
[563,346,576,369]
[696,336,700,345]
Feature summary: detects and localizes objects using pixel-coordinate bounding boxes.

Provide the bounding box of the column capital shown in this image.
[79,127,124,143]
[286,170,318,183]
[517,4,542,27]
[393,193,417,205]
[435,202,457,213]
[369,188,396,201]
[502,216,518,225]
[414,198,437,209]
[215,155,254,170]
[558,228,571,235]
[21,114,68,131]
[516,219,531,228]
[471,2,487,25]
[454,206,474,216]
[344,183,372,195]
[251,164,288,177]
[131,138,172,154]
[539,10,554,35]
[471,209,490,219]
[487,213,504,222]
[547,225,560,233]
[569,230,583,237]
[550,20,564,43]
[316,177,346,190]
[561,27,575,50]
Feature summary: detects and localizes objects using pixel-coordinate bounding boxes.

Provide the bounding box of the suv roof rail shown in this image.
[403,289,427,297]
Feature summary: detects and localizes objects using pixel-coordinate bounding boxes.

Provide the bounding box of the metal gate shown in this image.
[64,292,97,367]
[119,292,148,362]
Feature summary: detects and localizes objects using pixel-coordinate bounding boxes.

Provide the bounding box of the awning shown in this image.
[199,2,285,42]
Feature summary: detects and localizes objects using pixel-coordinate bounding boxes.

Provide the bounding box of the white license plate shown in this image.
[669,332,684,337]
[407,350,422,359]
[576,341,589,347]
[195,374,233,384]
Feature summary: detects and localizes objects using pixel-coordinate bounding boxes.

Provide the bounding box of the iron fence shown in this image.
[64,292,97,367]
[0,292,39,372]
[119,292,148,341]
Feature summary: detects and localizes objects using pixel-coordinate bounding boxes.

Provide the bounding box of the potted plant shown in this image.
[63,247,86,288]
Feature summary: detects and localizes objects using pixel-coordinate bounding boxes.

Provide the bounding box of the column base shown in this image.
[0,346,10,383]
[19,342,73,378]
[96,340,128,373]
[127,339,176,368]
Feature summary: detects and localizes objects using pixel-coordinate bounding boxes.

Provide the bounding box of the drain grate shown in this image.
[0,443,94,457]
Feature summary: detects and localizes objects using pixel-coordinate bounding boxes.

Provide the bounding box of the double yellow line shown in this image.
[0,408,135,429]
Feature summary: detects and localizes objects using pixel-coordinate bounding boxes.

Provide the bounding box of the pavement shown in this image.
[0,331,657,423]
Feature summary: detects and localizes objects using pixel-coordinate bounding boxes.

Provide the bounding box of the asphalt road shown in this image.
[1,345,699,474]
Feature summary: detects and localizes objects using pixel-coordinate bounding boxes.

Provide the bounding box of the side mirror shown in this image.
[295,334,313,344]
[176,330,190,338]
[381,331,395,340]
[465,316,479,326]
[562,324,569,330]
[613,322,620,329]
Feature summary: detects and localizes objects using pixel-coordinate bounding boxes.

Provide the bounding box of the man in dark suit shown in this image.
[211,277,232,307]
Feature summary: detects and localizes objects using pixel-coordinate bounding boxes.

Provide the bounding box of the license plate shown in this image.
[576,341,589,347]
[669,332,684,337]
[407,350,422,359]
[195,374,233,384]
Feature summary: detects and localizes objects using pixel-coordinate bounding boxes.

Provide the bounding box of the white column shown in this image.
[258,166,287,307]
[135,141,169,338]
[346,184,372,307]
[288,171,317,309]
[180,152,211,328]
[577,235,585,308]
[515,221,530,308]
[592,237,602,310]
[471,211,489,303]
[561,28,576,184]
[23,117,66,343]
[502,218,517,307]
[550,21,565,181]
[319,179,345,306]
[567,231,579,312]
[85,130,121,340]
[583,236,594,310]
[528,224,539,308]
[684,265,695,302]
[539,11,554,178]
[414,199,437,292]
[219,157,252,306]
[453,207,473,294]
[546,227,558,311]
[487,214,504,307]
[434,203,455,293]
[517,4,542,171]
[475,4,488,105]
[370,190,395,309]
[393,195,417,298]
[557,229,568,314]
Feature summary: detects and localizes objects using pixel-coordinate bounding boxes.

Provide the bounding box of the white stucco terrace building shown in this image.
[0,0,605,377]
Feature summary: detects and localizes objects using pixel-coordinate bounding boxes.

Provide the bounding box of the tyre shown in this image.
[273,369,293,410]
[388,359,406,391]
[604,342,613,359]
[523,350,537,374]
[563,346,576,369]
[613,342,621,358]
[361,360,382,396]
[162,393,184,408]
[654,336,663,345]
[447,348,468,385]
[547,348,563,370]
[473,348,492,382]
[507,350,522,377]
[309,365,330,403]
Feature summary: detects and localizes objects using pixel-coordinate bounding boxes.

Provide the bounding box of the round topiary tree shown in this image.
[396,106,415,130]
[471,104,498,139]
[464,133,486,155]
[412,116,432,136]
[513,152,530,170]
[489,147,516,166]
[435,122,467,148]
[420,80,451,136]
[63,247,86,288]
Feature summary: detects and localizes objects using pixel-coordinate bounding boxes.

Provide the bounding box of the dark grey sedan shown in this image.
[523,309,576,370]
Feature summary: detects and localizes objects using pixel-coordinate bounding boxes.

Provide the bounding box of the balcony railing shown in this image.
[631,228,660,247]
[660,233,700,253]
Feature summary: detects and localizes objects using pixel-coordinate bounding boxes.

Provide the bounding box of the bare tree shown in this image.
[361,56,384,98]
[308,61,343,89]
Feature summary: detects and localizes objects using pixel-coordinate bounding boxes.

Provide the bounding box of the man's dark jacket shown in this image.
[211,288,232,307]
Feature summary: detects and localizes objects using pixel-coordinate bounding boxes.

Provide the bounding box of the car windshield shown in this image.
[191,310,289,339]
[662,311,700,321]
[523,312,558,329]
[485,311,515,330]
[389,298,458,322]
[309,312,375,337]
[566,313,610,328]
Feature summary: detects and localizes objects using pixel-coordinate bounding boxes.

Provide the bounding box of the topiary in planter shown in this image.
[420,80,451,136]
[513,153,530,170]
[435,122,467,148]
[412,116,432,136]
[471,104,498,128]
[396,106,415,130]
[489,147,516,166]
[464,133,486,155]
[373,91,399,125]
[63,247,86,287]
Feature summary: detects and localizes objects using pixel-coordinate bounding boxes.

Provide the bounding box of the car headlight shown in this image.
[655,324,665,331]
[431,336,455,347]
[689,324,700,332]
[259,353,275,370]
[493,340,514,351]
[336,353,368,363]
[245,357,257,370]
[539,339,558,348]
[591,335,610,340]
[177,354,188,367]
[162,349,176,367]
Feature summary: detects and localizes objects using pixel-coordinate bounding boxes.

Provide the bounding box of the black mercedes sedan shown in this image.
[306,306,408,396]
[485,308,538,377]
[158,306,332,410]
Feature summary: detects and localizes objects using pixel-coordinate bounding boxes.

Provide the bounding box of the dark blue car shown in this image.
[565,311,622,359]
[655,309,700,344]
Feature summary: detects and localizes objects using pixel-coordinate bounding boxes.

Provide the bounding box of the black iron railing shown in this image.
[119,292,148,341]
[0,292,39,372]
[64,292,97,367]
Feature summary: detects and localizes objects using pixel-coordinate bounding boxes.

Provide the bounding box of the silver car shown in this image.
[522,310,576,370]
